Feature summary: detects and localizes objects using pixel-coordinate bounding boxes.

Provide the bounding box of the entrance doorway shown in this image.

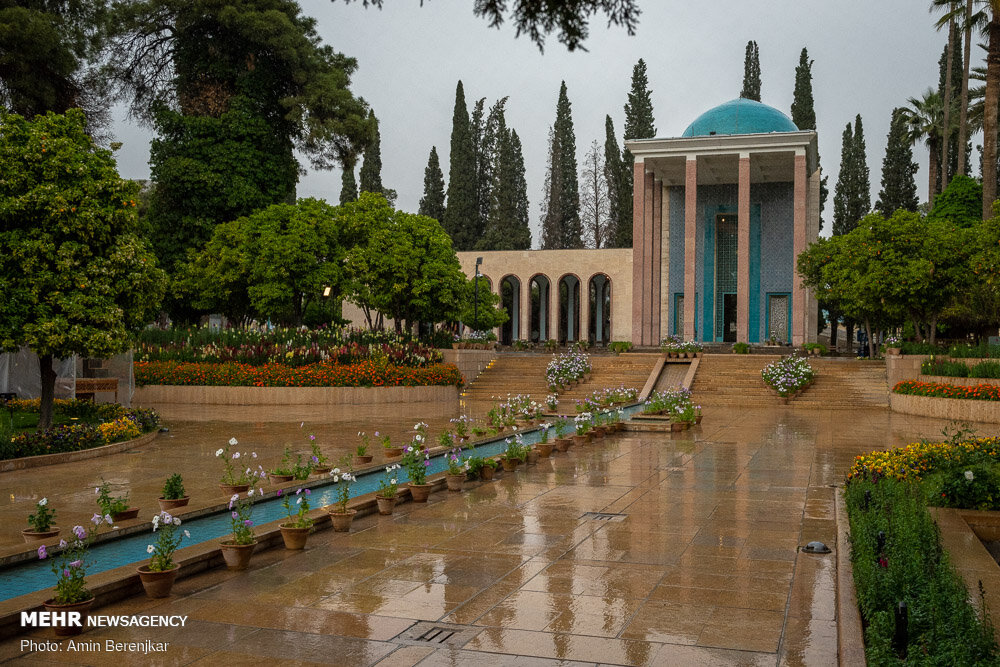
[722,293,737,342]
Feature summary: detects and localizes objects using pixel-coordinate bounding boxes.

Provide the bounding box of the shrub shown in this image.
[936,464,1000,511]
[162,474,186,500]
[921,359,970,377]
[970,361,1000,379]
[608,341,632,354]
[732,342,750,354]
[761,355,814,396]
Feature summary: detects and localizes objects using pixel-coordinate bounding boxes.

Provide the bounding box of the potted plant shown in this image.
[216,438,261,494]
[545,394,559,413]
[535,424,554,458]
[884,335,902,356]
[270,446,296,483]
[278,487,313,549]
[23,497,59,542]
[572,413,592,446]
[38,517,104,636]
[308,433,331,474]
[327,463,357,531]
[733,342,751,354]
[553,419,572,452]
[444,447,467,491]
[158,473,189,511]
[220,478,263,570]
[355,432,374,464]
[138,511,190,598]
[500,436,524,471]
[450,415,472,441]
[381,432,403,458]
[401,437,433,502]
[376,465,401,515]
[96,479,138,522]
[292,453,313,480]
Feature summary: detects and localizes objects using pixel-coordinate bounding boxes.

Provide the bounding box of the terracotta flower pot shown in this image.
[43,597,94,637]
[535,443,554,458]
[383,447,404,458]
[445,474,465,492]
[408,483,434,502]
[501,458,519,472]
[376,495,397,515]
[270,474,294,483]
[554,438,571,452]
[219,483,250,495]
[280,524,311,550]
[887,347,901,356]
[592,427,606,438]
[355,455,374,465]
[157,497,189,512]
[137,564,179,599]
[111,508,139,522]
[695,415,703,424]
[328,509,357,532]
[219,540,256,571]
[312,466,332,476]
[480,466,496,481]
[670,422,685,432]
[572,434,588,447]
[22,527,59,543]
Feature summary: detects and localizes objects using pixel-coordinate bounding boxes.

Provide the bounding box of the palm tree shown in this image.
[902,90,945,201]
[931,1,958,190]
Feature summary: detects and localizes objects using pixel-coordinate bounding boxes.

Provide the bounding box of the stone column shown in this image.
[737,152,751,343]
[566,277,576,342]
[642,171,655,345]
[519,277,530,341]
[548,278,559,343]
[580,275,590,343]
[651,178,662,344]
[631,161,645,346]
[683,156,697,341]
[792,150,807,346]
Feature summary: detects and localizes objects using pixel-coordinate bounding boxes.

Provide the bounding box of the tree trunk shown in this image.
[846,320,855,353]
[929,136,941,202]
[864,319,876,359]
[984,14,1000,220]
[929,315,938,347]
[830,317,838,349]
[959,0,972,176]
[942,18,955,191]
[38,353,56,431]
[913,318,924,343]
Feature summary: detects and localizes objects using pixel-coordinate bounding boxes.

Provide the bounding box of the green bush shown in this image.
[948,343,1000,359]
[845,477,998,664]
[608,341,632,354]
[935,464,1000,511]
[921,359,970,377]
[732,342,751,354]
[970,361,1000,379]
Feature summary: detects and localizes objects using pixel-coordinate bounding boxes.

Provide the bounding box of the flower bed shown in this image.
[894,380,1000,401]
[545,351,591,390]
[761,355,814,397]
[574,385,638,412]
[660,335,702,357]
[134,360,464,388]
[847,437,1000,484]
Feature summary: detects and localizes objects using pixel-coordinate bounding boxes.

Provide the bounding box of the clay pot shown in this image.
[445,474,465,492]
[219,483,250,495]
[383,447,404,458]
[670,422,685,432]
[376,495,396,515]
[695,415,703,424]
[572,434,588,447]
[219,540,256,571]
[279,524,311,550]
[501,458,519,472]
[554,438,572,452]
[137,564,179,599]
[43,597,94,637]
[157,497,189,512]
[480,466,496,481]
[886,347,901,356]
[355,455,374,465]
[111,508,139,522]
[312,466,332,476]
[22,527,59,543]
[328,509,357,532]
[270,474,294,483]
[535,443,554,458]
[408,483,433,503]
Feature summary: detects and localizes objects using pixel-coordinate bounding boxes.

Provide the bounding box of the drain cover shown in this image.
[580,512,627,522]
[802,541,832,554]
[394,622,481,648]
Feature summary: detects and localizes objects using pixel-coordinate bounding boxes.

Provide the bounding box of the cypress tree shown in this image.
[790,47,829,227]
[340,159,358,205]
[358,111,383,196]
[553,81,582,248]
[418,146,446,222]
[850,115,871,222]
[443,81,479,250]
[876,108,919,215]
[470,97,489,240]
[480,124,531,250]
[604,115,630,248]
[620,59,656,248]
[541,126,563,249]
[832,115,871,236]
[740,40,761,101]
[508,130,531,249]
[832,123,854,236]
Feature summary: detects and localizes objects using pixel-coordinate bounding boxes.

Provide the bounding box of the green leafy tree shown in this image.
[443,81,478,250]
[359,110,383,196]
[541,81,582,249]
[927,174,983,227]
[180,199,347,327]
[740,40,761,101]
[418,146,446,222]
[461,279,508,331]
[342,193,468,331]
[0,1,110,130]
[876,108,919,215]
[340,158,358,204]
[604,115,630,248]
[902,89,945,202]
[619,59,656,246]
[0,110,166,428]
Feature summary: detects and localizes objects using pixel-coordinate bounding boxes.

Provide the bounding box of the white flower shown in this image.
[230,494,239,504]
[39,497,47,506]
[173,517,182,526]
[95,487,99,494]
[965,470,975,481]
[104,514,113,524]
[162,512,172,524]
[248,488,255,496]
[183,530,191,538]
[296,497,302,504]
[332,475,340,482]
[229,437,238,446]
[390,479,397,485]
[215,448,224,457]
[333,468,340,474]
[147,544,154,554]
[233,452,241,460]
[152,515,160,531]
[251,452,257,459]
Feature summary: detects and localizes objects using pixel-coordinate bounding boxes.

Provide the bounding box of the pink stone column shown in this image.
[631,161,646,346]
[642,171,655,345]
[548,276,559,343]
[792,152,807,346]
[737,154,751,344]
[651,179,662,344]
[519,275,530,341]
[683,157,697,341]
[579,276,591,343]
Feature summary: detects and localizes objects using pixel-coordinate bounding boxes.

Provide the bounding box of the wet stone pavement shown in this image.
[1,403,954,666]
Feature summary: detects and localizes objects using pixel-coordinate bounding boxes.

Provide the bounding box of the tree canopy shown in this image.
[0,110,165,427]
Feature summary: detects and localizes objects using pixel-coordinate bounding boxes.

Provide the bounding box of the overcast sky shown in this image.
[111,0,949,244]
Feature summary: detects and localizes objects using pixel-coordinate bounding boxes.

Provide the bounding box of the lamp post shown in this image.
[474,257,483,332]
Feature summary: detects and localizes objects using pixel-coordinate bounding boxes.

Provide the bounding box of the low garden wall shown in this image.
[0,431,158,472]
[889,392,1000,423]
[441,349,496,386]
[134,384,459,406]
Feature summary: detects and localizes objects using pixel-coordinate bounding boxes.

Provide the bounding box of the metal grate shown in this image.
[416,627,456,644]
[580,512,627,522]
[393,622,482,648]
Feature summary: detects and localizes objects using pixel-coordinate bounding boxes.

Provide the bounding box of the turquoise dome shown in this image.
[681,98,799,137]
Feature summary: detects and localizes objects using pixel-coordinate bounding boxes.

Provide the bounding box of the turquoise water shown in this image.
[0,407,637,603]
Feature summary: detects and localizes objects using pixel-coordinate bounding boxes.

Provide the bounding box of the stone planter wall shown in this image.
[889,392,1000,423]
[134,384,459,406]
[441,349,496,387]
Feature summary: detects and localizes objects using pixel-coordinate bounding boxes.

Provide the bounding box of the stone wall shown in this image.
[134,384,459,406]
[441,349,496,386]
[889,393,1000,423]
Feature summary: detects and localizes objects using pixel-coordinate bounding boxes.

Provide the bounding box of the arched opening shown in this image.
[529,274,551,343]
[558,274,581,343]
[499,275,520,345]
[588,274,612,345]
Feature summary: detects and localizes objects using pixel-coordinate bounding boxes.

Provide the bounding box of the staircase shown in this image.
[689,354,888,408]
[463,352,661,406]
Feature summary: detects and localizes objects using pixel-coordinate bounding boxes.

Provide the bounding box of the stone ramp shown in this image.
[690,354,888,408]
